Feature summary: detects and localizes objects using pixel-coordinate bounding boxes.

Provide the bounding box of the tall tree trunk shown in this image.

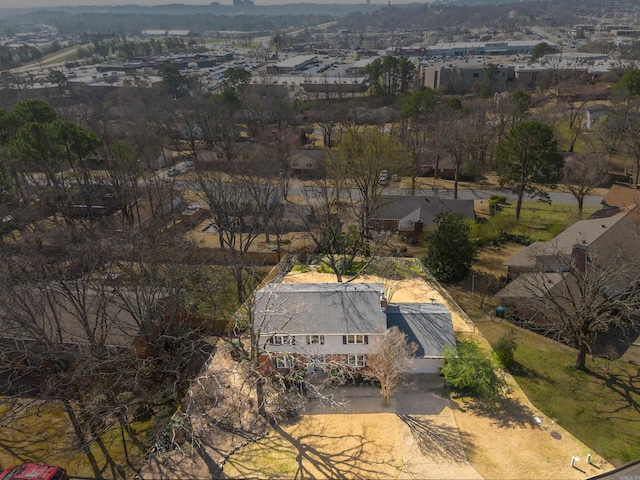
[516,176,527,221]
[256,378,266,417]
[575,347,587,371]
[453,168,459,200]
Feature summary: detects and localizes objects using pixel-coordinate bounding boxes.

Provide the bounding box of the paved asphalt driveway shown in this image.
[304,374,448,416]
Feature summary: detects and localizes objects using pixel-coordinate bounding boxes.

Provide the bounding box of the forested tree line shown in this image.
[0,0,629,40]
[0,11,333,36]
[338,0,605,33]
[0,41,64,70]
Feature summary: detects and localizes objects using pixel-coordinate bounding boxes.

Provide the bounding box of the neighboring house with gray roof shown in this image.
[0,286,154,349]
[371,196,475,241]
[254,282,455,374]
[586,104,615,130]
[288,149,326,178]
[496,206,640,326]
[503,206,640,281]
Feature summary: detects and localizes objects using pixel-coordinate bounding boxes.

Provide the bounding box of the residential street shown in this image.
[291,183,604,207]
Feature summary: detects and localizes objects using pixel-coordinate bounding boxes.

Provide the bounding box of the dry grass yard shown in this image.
[216,270,613,479]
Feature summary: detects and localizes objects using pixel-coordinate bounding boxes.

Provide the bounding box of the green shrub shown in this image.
[441,341,506,402]
[226,338,246,361]
[290,264,310,273]
[492,330,518,368]
[488,195,508,215]
[424,212,475,282]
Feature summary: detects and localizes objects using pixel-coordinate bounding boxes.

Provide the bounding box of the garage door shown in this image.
[406,358,442,373]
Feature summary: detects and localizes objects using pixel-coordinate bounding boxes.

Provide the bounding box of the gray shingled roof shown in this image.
[386,303,456,358]
[0,287,144,347]
[289,149,327,162]
[373,196,475,229]
[254,282,387,335]
[495,272,564,299]
[503,209,630,268]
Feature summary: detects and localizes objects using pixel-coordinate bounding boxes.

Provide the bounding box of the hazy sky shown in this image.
[4,0,406,8]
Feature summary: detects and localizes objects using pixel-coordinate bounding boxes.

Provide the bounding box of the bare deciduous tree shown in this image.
[328,127,405,237]
[297,176,374,283]
[512,249,640,371]
[563,153,609,216]
[364,326,417,405]
[592,112,625,162]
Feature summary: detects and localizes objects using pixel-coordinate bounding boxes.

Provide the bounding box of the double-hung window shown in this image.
[343,334,368,344]
[269,334,295,346]
[306,334,325,345]
[275,355,296,369]
[347,354,366,368]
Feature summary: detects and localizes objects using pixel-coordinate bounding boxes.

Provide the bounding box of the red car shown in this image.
[0,464,68,480]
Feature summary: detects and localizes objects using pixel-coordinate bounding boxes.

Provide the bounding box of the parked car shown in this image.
[166,167,180,177]
[181,204,201,216]
[379,170,389,185]
[0,464,68,480]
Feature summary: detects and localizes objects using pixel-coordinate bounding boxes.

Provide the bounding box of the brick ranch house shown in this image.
[370,196,475,243]
[253,282,456,376]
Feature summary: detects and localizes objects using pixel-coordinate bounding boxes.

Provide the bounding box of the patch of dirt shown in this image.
[283,272,441,303]
[222,412,482,480]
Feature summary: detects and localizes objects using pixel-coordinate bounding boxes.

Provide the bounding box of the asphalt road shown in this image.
[290,183,604,207]
[382,185,604,207]
[155,165,605,208]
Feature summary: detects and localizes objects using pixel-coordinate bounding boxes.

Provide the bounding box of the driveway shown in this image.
[304,374,448,415]
[303,374,483,480]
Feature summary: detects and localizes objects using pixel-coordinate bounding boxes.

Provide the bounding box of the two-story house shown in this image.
[253,282,455,375]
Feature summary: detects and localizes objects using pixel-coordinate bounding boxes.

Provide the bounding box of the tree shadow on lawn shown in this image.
[587,364,640,417]
[398,414,473,462]
[509,361,555,385]
[0,417,128,480]
[465,395,538,429]
[222,424,397,479]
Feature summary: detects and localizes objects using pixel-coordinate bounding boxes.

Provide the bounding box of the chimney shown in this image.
[380,291,387,313]
[414,219,424,235]
[571,243,588,273]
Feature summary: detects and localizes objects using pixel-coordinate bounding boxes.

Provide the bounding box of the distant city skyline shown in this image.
[3,0,416,8]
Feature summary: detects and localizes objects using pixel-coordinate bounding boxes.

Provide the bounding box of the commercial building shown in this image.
[389,40,558,57]
[268,55,318,74]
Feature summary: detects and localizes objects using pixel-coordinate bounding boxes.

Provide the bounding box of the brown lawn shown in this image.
[141,268,613,479]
